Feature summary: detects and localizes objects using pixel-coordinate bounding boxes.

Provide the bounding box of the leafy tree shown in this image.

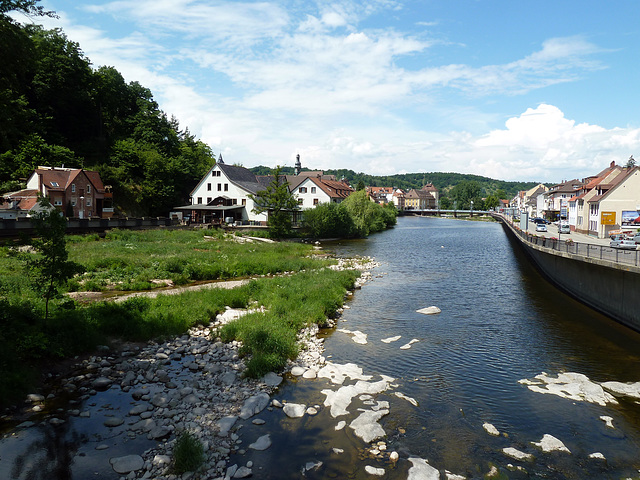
[341,189,396,237]
[248,166,299,238]
[303,202,355,238]
[356,180,365,191]
[0,0,57,17]
[484,194,500,210]
[625,155,636,168]
[450,181,482,209]
[24,196,83,322]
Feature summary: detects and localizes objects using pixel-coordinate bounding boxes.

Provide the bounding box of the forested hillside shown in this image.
[251,166,539,208]
[0,4,215,216]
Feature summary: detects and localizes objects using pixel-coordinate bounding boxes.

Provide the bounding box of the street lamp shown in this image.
[79,196,84,219]
[470,200,474,218]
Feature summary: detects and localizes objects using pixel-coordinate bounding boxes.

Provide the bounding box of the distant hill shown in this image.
[249,166,540,199]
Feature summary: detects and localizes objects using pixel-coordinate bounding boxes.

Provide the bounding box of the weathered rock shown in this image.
[519,372,616,406]
[239,393,270,419]
[218,416,238,436]
[531,434,570,453]
[349,406,389,443]
[503,447,533,461]
[290,366,306,376]
[249,434,272,451]
[104,417,124,427]
[365,465,385,476]
[483,423,500,436]
[381,336,401,343]
[283,403,306,418]
[262,372,283,386]
[407,457,439,480]
[416,306,441,315]
[110,454,144,474]
[92,377,113,391]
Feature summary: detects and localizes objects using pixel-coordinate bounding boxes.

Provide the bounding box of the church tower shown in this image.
[294,154,301,176]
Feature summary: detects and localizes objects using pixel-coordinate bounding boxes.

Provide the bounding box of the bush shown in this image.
[303,202,355,238]
[173,431,205,474]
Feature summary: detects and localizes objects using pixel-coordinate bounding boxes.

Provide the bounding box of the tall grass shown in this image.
[0,229,359,406]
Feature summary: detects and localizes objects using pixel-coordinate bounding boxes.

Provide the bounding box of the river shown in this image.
[235,215,640,479]
[3,215,640,479]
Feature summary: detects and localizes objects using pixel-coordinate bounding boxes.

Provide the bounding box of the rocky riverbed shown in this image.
[2,257,396,480]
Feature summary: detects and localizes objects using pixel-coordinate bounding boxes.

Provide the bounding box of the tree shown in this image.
[484,194,500,210]
[303,202,355,238]
[356,180,365,191]
[24,196,83,322]
[625,155,636,168]
[0,0,57,17]
[248,166,299,238]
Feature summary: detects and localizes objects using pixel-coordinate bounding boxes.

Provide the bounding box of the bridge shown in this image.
[402,209,493,217]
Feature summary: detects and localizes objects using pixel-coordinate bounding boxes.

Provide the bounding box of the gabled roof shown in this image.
[297,176,354,200]
[587,166,638,203]
[32,167,105,193]
[0,189,39,211]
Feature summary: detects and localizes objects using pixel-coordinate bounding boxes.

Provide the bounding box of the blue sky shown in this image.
[18,0,640,181]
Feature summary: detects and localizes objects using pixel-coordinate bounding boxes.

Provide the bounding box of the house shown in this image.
[392,189,405,210]
[0,166,113,219]
[286,155,354,209]
[585,165,640,238]
[541,179,583,221]
[404,184,438,210]
[176,155,270,224]
[367,186,394,204]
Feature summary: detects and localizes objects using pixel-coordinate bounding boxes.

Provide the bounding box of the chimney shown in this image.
[610,160,615,168]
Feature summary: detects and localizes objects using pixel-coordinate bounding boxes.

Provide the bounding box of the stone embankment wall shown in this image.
[497,218,640,332]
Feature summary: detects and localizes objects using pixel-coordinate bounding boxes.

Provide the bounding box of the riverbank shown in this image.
[0,256,380,479]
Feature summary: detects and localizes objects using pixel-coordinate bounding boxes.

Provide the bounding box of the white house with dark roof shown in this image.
[176,156,269,224]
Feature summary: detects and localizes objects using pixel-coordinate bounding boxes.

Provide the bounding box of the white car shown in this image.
[610,234,637,250]
[536,224,547,232]
[558,223,570,234]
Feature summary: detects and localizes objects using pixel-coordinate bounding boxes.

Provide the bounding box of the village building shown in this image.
[286,155,354,209]
[0,166,112,219]
[404,183,438,210]
[176,155,271,225]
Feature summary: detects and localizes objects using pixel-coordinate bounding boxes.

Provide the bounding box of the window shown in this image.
[207,183,211,191]
[224,184,228,191]
[50,181,59,187]
[218,184,222,191]
[54,199,62,206]
[87,184,91,194]
[311,187,316,193]
[242,199,246,206]
[72,184,76,193]
[299,187,307,193]
[207,197,212,204]
[197,197,202,204]
[313,199,319,205]
[71,199,76,206]
[298,198,304,205]
[232,199,237,205]
[86,198,92,206]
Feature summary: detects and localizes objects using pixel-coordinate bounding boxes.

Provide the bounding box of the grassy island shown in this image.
[0,228,360,407]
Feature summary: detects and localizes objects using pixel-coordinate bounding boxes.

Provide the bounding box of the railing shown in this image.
[496,214,640,268]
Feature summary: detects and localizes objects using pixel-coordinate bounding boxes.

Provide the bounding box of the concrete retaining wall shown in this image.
[498,218,640,331]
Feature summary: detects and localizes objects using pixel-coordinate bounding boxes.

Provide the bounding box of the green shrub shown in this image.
[303,202,355,238]
[173,431,205,474]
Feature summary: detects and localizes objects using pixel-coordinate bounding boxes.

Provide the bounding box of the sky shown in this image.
[16,0,640,182]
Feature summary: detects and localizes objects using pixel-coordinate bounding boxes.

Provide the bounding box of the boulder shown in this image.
[110,454,144,474]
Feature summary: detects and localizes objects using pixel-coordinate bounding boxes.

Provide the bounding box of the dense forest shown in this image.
[0,2,215,216]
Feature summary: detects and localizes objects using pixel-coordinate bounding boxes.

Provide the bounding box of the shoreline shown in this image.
[0,256,380,479]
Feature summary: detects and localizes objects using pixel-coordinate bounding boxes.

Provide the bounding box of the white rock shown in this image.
[395,392,418,406]
[519,372,617,406]
[317,362,372,385]
[416,306,441,315]
[322,376,394,418]
[234,466,252,478]
[306,407,318,415]
[349,407,389,443]
[400,339,419,350]
[335,421,346,430]
[249,434,271,451]
[588,452,606,460]
[407,457,439,480]
[302,369,317,379]
[531,434,570,453]
[502,447,533,461]
[482,423,500,436]
[337,329,368,345]
[365,465,385,476]
[389,451,399,462]
[283,403,306,418]
[381,336,401,343]
[291,366,306,376]
[601,381,640,399]
[599,415,614,428]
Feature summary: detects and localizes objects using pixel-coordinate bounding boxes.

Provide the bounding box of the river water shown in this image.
[237,216,640,479]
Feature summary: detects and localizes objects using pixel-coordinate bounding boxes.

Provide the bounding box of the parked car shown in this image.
[610,234,637,250]
[536,224,548,232]
[532,217,549,224]
[634,233,640,244]
[559,223,570,234]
